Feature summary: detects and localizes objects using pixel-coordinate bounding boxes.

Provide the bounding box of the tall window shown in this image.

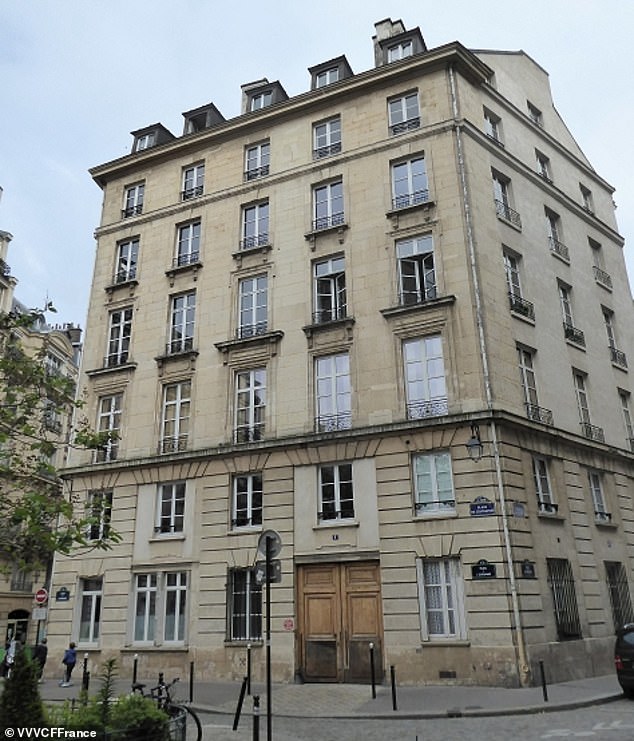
[95,393,121,462]
[388,92,420,134]
[560,284,584,345]
[241,202,269,249]
[115,238,139,284]
[106,307,133,366]
[313,181,344,231]
[169,292,196,353]
[160,380,191,453]
[588,472,610,523]
[313,256,346,323]
[504,250,534,319]
[603,308,627,367]
[483,109,503,145]
[176,221,201,267]
[535,151,552,182]
[182,163,204,200]
[413,452,455,514]
[546,558,582,640]
[133,572,188,644]
[403,335,447,419]
[396,235,436,305]
[391,157,429,209]
[492,171,520,227]
[315,353,351,431]
[318,463,354,521]
[619,390,634,452]
[86,490,112,541]
[155,482,185,535]
[235,368,266,443]
[605,562,634,632]
[228,569,262,641]
[527,101,543,127]
[573,372,591,426]
[580,184,594,213]
[245,141,270,180]
[123,183,144,217]
[238,275,268,338]
[517,347,546,422]
[79,578,102,644]
[417,558,466,640]
[164,572,187,642]
[590,239,612,289]
[134,574,157,643]
[232,474,263,529]
[533,456,557,514]
[313,117,341,159]
[546,208,568,261]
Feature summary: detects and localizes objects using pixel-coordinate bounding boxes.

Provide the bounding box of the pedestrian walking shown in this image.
[60,641,76,686]
[5,637,19,679]
[33,637,48,681]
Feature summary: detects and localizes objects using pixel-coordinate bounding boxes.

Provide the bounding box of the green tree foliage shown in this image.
[0,308,120,569]
[0,645,47,731]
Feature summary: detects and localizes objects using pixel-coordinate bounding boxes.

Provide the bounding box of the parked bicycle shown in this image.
[132,674,202,741]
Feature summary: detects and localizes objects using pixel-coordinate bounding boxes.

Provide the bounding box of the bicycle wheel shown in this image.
[171,703,202,741]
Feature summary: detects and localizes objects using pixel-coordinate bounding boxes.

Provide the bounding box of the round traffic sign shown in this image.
[34,588,48,605]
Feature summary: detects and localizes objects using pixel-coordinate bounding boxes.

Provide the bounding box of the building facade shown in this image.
[48,19,634,687]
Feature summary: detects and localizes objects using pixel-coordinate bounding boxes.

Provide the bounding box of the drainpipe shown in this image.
[448,64,530,687]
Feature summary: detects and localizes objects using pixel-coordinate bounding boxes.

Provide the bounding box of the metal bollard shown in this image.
[539,660,549,702]
[189,660,194,703]
[369,642,376,699]
[247,642,252,695]
[132,653,138,685]
[390,665,398,711]
[233,676,248,731]
[253,694,260,741]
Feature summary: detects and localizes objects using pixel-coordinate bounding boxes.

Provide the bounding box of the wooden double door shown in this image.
[297,561,383,683]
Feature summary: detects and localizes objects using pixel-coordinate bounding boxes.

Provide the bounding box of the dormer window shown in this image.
[387,40,413,62]
[309,56,353,91]
[373,19,426,67]
[135,132,155,151]
[241,79,288,114]
[251,91,272,111]
[130,124,174,154]
[182,102,224,135]
[316,67,339,88]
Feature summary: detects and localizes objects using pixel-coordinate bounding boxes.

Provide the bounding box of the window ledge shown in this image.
[413,509,457,521]
[565,338,587,352]
[121,645,189,653]
[302,316,355,347]
[229,526,263,535]
[537,511,565,522]
[232,243,272,266]
[385,198,436,219]
[105,279,138,295]
[381,294,456,319]
[86,362,137,378]
[510,308,536,326]
[595,518,617,530]
[304,222,349,249]
[149,534,186,542]
[420,639,470,647]
[314,519,359,530]
[224,640,263,648]
[215,330,284,364]
[165,261,202,286]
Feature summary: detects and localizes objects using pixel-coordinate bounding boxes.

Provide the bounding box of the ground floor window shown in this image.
[605,561,634,631]
[133,571,188,645]
[416,557,466,640]
[228,568,262,642]
[79,577,103,644]
[546,558,582,640]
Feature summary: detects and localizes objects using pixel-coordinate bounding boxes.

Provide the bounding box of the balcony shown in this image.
[234,426,265,444]
[166,338,194,355]
[315,413,352,433]
[113,268,137,285]
[104,352,130,368]
[313,142,342,159]
[415,500,456,515]
[312,307,347,325]
[407,397,449,420]
[538,501,559,515]
[244,164,270,180]
[392,189,431,210]
[122,204,143,218]
[580,422,605,443]
[509,293,535,321]
[181,185,203,201]
[549,236,570,262]
[240,234,270,251]
[525,403,554,426]
[494,199,522,229]
[593,265,613,290]
[172,251,200,269]
[318,508,355,522]
[390,117,420,135]
[160,435,188,454]
[563,322,585,347]
[609,345,628,369]
[594,510,612,524]
[237,322,268,340]
[312,212,345,232]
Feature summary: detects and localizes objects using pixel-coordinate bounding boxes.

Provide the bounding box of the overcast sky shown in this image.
[1,0,633,327]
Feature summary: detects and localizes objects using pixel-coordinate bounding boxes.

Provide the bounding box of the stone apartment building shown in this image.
[47,19,634,687]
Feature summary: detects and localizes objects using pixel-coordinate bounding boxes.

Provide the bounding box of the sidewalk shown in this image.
[38,673,624,719]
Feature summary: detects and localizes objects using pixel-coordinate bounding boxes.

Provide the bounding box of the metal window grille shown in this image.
[546,558,582,640]
[605,561,634,631]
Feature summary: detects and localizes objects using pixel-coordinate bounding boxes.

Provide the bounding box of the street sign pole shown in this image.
[266,534,272,741]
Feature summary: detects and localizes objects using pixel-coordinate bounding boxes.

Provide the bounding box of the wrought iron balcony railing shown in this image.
[313,142,342,159]
[509,292,535,320]
[407,397,449,420]
[315,413,352,433]
[104,352,130,368]
[312,212,345,232]
[312,306,347,324]
[240,233,270,250]
[549,236,569,261]
[236,322,268,340]
[244,164,270,180]
[113,268,137,284]
[166,338,194,355]
[580,422,605,443]
[538,501,559,515]
[390,117,420,135]
[592,265,613,290]
[160,435,188,454]
[525,403,554,426]
[398,284,437,306]
[318,507,355,521]
[415,500,456,514]
[122,204,143,218]
[173,251,200,268]
[232,514,263,528]
[181,185,204,200]
[609,346,628,369]
[234,426,265,444]
[392,189,431,210]
[594,510,612,524]
[563,322,585,346]
[494,199,522,228]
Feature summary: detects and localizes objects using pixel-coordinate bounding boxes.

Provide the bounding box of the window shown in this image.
[391,156,429,209]
[106,307,133,366]
[245,142,270,180]
[396,234,436,305]
[228,568,262,641]
[417,558,466,640]
[580,184,594,213]
[527,101,543,127]
[590,239,612,289]
[160,380,191,453]
[573,371,591,425]
[533,456,557,514]
[313,256,346,323]
[535,151,552,182]
[546,208,568,261]
[135,132,155,151]
[79,578,102,644]
[114,238,139,284]
[238,275,267,338]
[155,482,185,535]
[403,335,447,419]
[133,572,188,644]
[387,40,413,62]
[181,163,204,200]
[313,181,344,230]
[518,347,550,424]
[388,92,420,135]
[168,292,196,354]
[176,221,201,267]
[413,452,455,514]
[603,308,627,368]
[232,473,263,529]
[315,67,339,87]
[559,284,584,345]
[546,558,581,640]
[250,91,272,111]
[241,201,269,249]
[492,171,522,227]
[313,117,341,159]
[605,562,634,632]
[588,472,610,523]
[123,183,144,217]
[619,390,634,451]
[504,250,534,319]
[86,490,112,540]
[318,463,354,521]
[315,353,351,431]
[95,394,121,462]
[235,368,266,443]
[483,109,503,145]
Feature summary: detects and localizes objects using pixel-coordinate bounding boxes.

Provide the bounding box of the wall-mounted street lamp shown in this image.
[465,423,484,462]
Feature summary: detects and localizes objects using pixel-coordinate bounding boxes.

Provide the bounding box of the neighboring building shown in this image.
[48,19,634,687]
[0,189,83,646]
